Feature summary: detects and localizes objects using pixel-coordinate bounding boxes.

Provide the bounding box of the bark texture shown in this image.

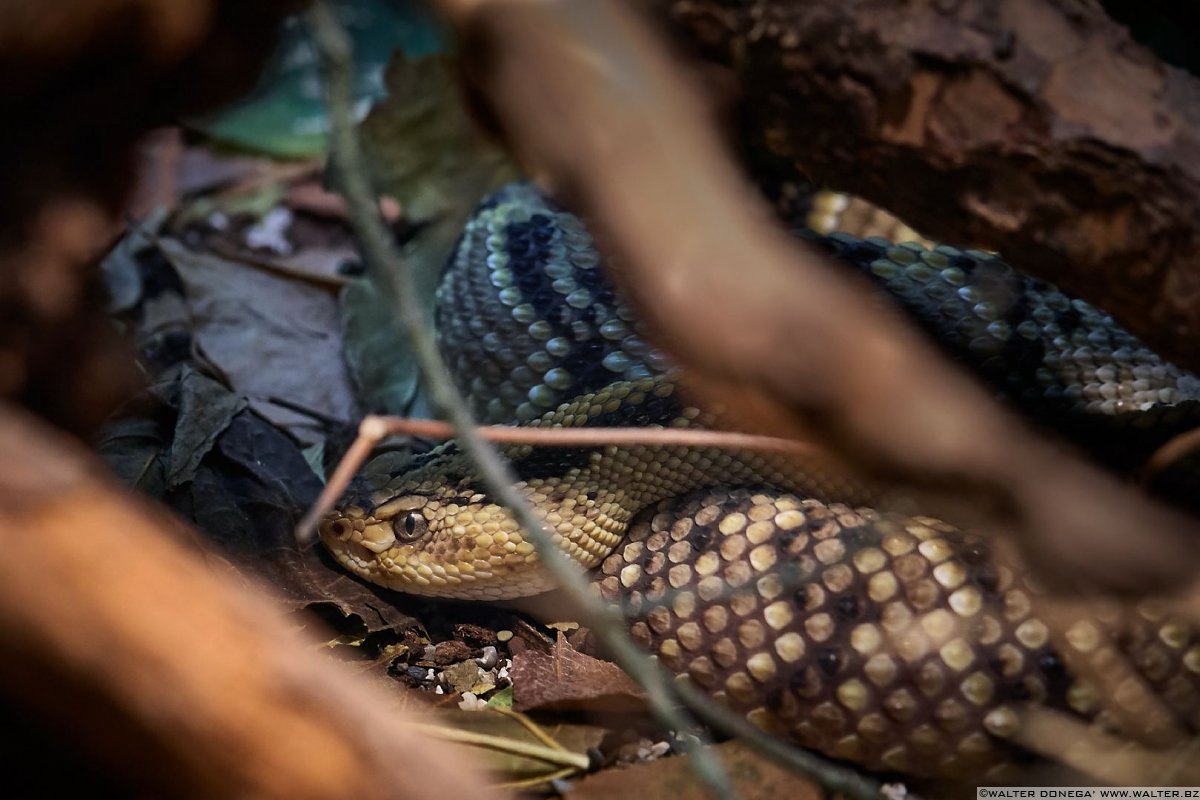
[652,0,1200,373]
[443,0,1200,600]
[0,403,496,799]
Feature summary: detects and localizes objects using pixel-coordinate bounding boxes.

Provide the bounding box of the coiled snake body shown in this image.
[320,183,1200,780]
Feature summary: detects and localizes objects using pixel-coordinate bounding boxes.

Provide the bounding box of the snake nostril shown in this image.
[327,519,351,541]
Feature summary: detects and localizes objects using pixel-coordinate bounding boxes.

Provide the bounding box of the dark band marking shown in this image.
[510,446,598,481]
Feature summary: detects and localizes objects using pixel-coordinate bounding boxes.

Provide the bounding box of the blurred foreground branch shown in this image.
[0,0,306,438]
[436,0,1200,598]
[653,0,1200,375]
[0,402,496,799]
[306,2,885,796]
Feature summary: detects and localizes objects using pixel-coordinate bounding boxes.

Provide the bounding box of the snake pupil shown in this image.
[394,511,427,541]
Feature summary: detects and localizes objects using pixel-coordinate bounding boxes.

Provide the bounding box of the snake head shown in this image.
[318,477,562,600]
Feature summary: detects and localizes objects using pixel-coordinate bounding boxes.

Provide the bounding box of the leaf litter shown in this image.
[95,19,828,791]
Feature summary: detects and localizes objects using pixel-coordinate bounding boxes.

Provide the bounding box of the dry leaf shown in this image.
[158,237,359,442]
[512,633,647,713]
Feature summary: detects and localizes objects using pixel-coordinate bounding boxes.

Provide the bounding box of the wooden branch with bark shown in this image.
[0,2,501,796]
[4,0,1200,793]
[0,402,497,799]
[652,0,1200,374]
[438,0,1200,600]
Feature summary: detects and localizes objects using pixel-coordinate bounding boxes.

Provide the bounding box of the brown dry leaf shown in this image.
[285,178,402,224]
[285,179,353,220]
[512,632,647,713]
[176,144,271,197]
[113,373,418,638]
[157,237,360,442]
[571,740,823,800]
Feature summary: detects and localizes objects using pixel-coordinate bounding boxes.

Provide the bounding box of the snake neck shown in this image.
[322,377,874,600]
[503,378,872,570]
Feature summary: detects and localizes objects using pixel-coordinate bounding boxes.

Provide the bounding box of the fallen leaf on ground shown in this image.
[99,208,167,313]
[99,365,419,637]
[340,276,421,415]
[361,52,517,223]
[158,237,359,443]
[166,367,249,489]
[512,633,647,713]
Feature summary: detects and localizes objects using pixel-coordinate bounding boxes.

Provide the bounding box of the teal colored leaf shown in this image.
[193,0,443,158]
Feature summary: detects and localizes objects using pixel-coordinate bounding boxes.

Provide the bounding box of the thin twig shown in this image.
[305,4,748,797]
[1141,426,1200,486]
[205,241,351,290]
[1013,706,1200,786]
[673,681,879,797]
[295,414,835,545]
[496,765,578,790]
[296,425,377,542]
[490,707,577,752]
[360,416,828,455]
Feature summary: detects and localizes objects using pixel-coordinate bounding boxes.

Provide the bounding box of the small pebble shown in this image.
[496,630,514,642]
[458,691,487,711]
[476,645,499,669]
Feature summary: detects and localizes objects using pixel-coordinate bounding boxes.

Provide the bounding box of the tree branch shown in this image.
[439,0,1200,600]
[0,402,497,799]
[654,0,1200,375]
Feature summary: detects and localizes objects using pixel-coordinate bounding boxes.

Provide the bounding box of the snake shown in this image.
[320,182,1200,781]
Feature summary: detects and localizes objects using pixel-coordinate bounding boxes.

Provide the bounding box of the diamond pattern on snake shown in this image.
[320,182,1200,780]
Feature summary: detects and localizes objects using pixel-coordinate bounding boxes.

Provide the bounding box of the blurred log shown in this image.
[0,0,306,437]
[652,0,1200,375]
[0,402,497,799]
[0,0,307,233]
[436,0,1200,599]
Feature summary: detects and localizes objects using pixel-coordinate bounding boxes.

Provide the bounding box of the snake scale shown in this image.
[320,182,1200,781]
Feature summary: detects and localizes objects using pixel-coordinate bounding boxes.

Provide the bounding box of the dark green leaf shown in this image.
[166,367,248,489]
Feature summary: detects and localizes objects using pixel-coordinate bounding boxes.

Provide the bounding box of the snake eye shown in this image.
[394,511,428,541]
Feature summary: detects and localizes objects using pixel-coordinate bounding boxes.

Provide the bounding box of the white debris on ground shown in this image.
[614,736,673,765]
[245,207,294,255]
[457,691,488,711]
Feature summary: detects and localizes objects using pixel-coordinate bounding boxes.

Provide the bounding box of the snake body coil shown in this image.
[320,183,1200,779]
